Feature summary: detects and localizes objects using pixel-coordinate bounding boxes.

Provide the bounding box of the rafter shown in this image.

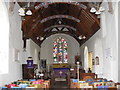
[21,2,100,47]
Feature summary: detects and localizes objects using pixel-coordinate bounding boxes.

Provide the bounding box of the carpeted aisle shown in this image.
[50,81,69,90]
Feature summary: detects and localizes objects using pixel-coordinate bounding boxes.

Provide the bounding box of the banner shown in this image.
[27,60,33,68]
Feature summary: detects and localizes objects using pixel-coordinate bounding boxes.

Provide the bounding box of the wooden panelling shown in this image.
[20,2,100,46]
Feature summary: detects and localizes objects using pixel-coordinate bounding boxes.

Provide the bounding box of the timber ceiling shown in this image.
[20,2,100,47]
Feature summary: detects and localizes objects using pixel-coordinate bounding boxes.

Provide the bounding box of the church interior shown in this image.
[0,0,119,89]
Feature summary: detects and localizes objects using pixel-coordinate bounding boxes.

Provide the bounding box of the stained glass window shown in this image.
[53,37,68,63]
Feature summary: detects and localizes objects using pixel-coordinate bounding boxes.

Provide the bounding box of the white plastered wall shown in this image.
[40,33,80,70]
[80,2,118,82]
[22,39,40,64]
[0,2,41,86]
[0,2,23,86]
[118,1,120,82]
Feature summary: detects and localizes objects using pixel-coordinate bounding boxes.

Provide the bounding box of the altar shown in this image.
[52,63,70,79]
[52,63,70,68]
[53,68,69,78]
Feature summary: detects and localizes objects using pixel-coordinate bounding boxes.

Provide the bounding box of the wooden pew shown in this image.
[80,73,97,80]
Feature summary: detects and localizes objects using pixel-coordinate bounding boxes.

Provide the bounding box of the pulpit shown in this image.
[22,64,37,79]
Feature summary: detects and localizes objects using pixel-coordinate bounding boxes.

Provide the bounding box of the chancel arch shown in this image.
[40,33,80,66]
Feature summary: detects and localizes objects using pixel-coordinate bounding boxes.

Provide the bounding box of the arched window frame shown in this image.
[53,37,68,63]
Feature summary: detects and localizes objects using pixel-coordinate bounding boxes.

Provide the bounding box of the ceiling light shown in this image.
[78,35,86,40]
[37,36,44,41]
[90,7,96,13]
[26,10,32,15]
[40,37,44,41]
[18,8,25,16]
[90,2,105,15]
[19,12,25,16]
[95,10,101,15]
[58,21,62,24]
[18,8,32,16]
[37,37,39,40]
[83,36,86,39]
[78,35,82,40]
[18,8,25,13]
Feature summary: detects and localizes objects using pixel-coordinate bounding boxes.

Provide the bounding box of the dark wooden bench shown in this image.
[80,73,97,80]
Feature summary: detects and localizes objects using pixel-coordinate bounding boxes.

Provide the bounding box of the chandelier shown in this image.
[18,8,32,16]
[90,2,105,15]
[37,36,44,41]
[78,35,86,40]
[18,2,32,16]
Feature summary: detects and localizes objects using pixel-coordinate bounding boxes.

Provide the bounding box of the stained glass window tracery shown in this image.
[53,37,68,63]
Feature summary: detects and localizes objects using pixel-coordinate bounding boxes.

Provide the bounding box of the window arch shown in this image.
[53,37,68,63]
